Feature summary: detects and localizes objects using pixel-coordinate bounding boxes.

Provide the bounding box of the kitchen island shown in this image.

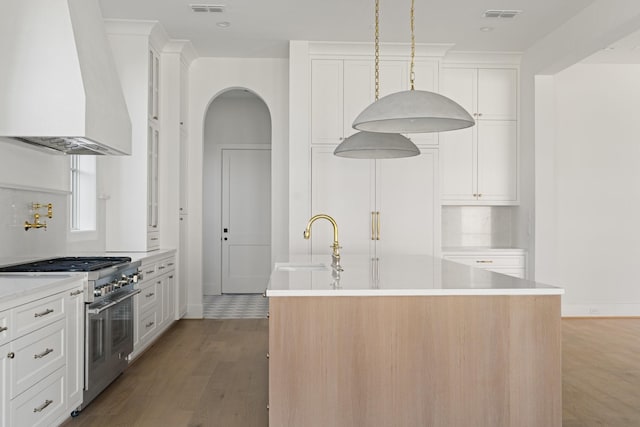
[266,254,563,427]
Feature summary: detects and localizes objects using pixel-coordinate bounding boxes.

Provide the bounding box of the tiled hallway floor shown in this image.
[203,294,269,319]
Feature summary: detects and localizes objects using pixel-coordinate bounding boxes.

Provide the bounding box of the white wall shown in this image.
[520,0,640,285]
[538,64,640,316]
[203,93,271,294]
[0,140,106,260]
[186,58,288,316]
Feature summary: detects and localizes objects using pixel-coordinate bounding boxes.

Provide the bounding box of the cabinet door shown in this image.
[0,343,7,427]
[66,286,84,411]
[148,48,160,121]
[147,123,159,232]
[311,60,344,144]
[311,147,374,256]
[440,67,476,116]
[163,273,175,324]
[477,68,517,120]
[375,149,439,256]
[343,60,374,138]
[476,120,517,202]
[378,61,407,98]
[440,126,477,202]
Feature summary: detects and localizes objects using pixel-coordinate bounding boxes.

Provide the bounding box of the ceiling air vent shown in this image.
[190,4,226,13]
[483,10,522,19]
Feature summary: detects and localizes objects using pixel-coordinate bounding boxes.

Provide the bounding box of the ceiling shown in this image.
[99,0,598,58]
[583,27,640,64]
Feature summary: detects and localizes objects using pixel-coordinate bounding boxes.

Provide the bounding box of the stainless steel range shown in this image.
[0,256,141,415]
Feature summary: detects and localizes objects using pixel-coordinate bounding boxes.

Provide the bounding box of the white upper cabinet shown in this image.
[311,58,439,146]
[311,60,343,145]
[477,69,517,120]
[343,61,374,139]
[103,23,164,251]
[439,66,518,205]
[149,47,160,122]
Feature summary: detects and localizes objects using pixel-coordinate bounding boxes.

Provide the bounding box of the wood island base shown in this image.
[268,295,561,427]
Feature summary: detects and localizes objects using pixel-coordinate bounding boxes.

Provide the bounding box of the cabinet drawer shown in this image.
[139,280,161,313]
[139,309,158,344]
[0,309,10,346]
[141,262,159,281]
[9,320,65,399]
[444,255,525,268]
[147,231,160,250]
[9,367,65,427]
[13,292,65,338]
[156,257,174,275]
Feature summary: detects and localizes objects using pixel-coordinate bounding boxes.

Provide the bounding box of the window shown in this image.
[70,155,97,232]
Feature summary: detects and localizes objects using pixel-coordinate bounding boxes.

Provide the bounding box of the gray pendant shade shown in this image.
[333,131,420,159]
[352,89,476,133]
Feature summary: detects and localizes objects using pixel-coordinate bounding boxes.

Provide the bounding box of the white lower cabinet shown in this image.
[131,251,177,360]
[0,276,84,427]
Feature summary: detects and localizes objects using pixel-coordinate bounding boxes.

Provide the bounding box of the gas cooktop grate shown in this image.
[0,257,132,272]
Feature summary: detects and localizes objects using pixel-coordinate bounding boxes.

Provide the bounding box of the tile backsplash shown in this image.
[0,187,68,259]
[442,206,513,248]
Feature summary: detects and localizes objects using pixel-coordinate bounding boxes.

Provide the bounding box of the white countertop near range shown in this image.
[0,274,84,309]
[267,253,563,297]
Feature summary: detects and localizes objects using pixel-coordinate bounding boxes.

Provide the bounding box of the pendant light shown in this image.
[352,0,475,134]
[334,0,419,159]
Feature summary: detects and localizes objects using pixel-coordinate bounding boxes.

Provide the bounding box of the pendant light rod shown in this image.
[410,0,415,90]
[374,0,380,100]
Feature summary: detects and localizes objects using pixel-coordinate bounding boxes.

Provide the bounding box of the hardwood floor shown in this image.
[62,319,268,427]
[562,318,640,427]
[62,318,640,427]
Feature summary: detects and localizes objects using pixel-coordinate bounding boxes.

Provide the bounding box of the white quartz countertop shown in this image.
[266,254,563,297]
[0,274,84,309]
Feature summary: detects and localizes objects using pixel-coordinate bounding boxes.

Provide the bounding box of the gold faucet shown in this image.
[304,214,343,271]
[25,203,52,231]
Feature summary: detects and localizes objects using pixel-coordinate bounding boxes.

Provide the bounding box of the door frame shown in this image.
[220,146,272,293]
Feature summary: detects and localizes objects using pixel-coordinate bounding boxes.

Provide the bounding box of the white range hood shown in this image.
[0,0,132,155]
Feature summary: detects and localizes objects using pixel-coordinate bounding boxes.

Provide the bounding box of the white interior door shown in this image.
[221,149,271,293]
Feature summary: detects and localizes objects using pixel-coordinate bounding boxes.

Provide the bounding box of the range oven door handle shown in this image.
[87,289,141,315]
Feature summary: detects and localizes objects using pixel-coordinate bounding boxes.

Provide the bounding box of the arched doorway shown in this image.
[202,88,272,295]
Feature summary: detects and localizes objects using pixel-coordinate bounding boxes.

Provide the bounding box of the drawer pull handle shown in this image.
[7,352,14,359]
[168,263,175,266]
[146,321,155,328]
[33,399,53,413]
[34,308,54,318]
[0,326,7,333]
[158,266,166,270]
[146,293,155,298]
[70,290,83,296]
[476,260,493,264]
[145,270,155,275]
[34,348,54,359]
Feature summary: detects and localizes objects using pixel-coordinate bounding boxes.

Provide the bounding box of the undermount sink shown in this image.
[274,262,328,272]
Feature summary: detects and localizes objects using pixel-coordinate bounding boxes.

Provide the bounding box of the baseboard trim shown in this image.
[562,303,640,317]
